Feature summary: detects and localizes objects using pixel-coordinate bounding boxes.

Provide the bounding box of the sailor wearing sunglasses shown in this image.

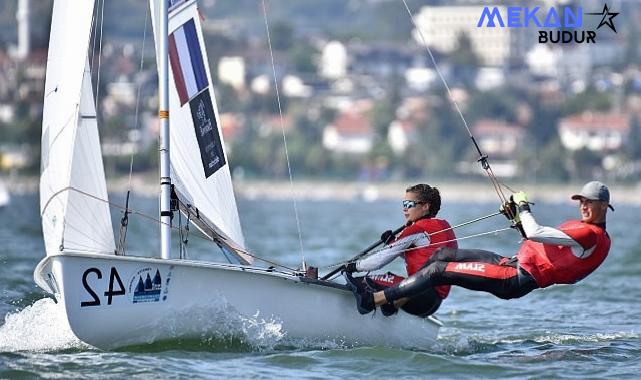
[344,184,458,316]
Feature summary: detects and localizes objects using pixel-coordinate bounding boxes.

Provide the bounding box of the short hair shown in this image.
[406,183,441,217]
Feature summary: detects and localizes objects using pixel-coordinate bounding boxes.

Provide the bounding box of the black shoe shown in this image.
[380,301,398,317]
[344,272,375,315]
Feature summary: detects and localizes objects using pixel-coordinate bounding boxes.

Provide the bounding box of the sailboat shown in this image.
[0,179,9,208]
[34,0,442,350]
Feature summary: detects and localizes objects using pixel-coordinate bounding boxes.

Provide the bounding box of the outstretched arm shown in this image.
[355,232,429,272]
[520,211,581,247]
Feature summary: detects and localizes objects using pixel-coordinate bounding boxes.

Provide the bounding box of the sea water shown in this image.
[1,192,640,379]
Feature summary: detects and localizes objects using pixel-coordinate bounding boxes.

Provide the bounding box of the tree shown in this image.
[289,43,317,74]
[527,138,569,182]
[625,116,641,160]
[466,89,520,125]
[562,86,613,115]
[449,32,481,89]
[269,22,294,51]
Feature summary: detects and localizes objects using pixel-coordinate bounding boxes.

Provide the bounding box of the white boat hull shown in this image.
[34,252,442,350]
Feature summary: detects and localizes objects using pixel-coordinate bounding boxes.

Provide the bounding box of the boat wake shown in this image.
[437,329,640,355]
[0,298,87,353]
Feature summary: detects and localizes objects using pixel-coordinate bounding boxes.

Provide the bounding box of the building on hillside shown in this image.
[348,42,417,78]
[218,56,246,91]
[558,112,630,152]
[412,5,528,67]
[387,119,417,155]
[387,97,432,154]
[322,102,374,154]
[320,41,348,80]
[258,114,294,137]
[282,75,312,98]
[219,113,243,142]
[458,119,526,178]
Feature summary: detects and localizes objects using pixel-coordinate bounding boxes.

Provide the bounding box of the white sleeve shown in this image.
[355,232,429,272]
[520,211,581,248]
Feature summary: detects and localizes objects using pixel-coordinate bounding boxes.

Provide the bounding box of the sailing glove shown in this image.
[380,230,394,245]
[511,191,531,212]
[344,262,358,273]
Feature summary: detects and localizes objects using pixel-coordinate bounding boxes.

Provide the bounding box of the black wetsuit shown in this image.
[383,247,539,302]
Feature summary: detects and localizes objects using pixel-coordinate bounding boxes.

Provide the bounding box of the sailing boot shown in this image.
[344,272,375,315]
[380,301,398,317]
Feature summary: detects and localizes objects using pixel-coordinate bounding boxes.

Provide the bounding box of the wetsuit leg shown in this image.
[399,287,442,317]
[384,249,539,301]
[364,273,442,317]
[427,247,505,265]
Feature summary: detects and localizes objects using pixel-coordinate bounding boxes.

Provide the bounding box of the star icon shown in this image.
[586,3,619,33]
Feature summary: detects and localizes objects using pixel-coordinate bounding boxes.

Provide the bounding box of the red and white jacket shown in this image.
[356,218,457,298]
[516,212,611,288]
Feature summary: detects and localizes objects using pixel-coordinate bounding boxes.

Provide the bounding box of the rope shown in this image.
[400,0,515,211]
[324,226,513,271]
[261,0,307,270]
[324,211,505,269]
[53,186,298,272]
[423,211,502,237]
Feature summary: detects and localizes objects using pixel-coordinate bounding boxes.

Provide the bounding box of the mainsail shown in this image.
[151,0,250,263]
[40,0,115,256]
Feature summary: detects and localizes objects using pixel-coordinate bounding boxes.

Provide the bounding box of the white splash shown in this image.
[240,311,286,349]
[155,295,287,350]
[0,298,87,352]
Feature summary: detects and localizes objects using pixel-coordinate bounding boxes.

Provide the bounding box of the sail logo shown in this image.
[129,268,163,303]
[190,91,226,178]
[476,4,619,44]
[195,101,213,136]
[453,263,486,272]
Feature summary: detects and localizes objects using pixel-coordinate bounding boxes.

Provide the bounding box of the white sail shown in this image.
[40,0,115,256]
[151,0,248,261]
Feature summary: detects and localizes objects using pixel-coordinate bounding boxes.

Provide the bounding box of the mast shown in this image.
[159,1,171,259]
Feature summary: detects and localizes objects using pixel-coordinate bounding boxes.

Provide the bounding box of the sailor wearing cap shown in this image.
[514,180,612,288]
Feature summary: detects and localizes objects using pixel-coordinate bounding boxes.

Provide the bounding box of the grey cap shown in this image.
[571,181,614,211]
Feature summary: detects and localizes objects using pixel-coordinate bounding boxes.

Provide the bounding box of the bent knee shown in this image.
[433,246,458,261]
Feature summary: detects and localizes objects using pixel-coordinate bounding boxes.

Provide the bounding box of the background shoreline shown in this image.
[3,174,640,205]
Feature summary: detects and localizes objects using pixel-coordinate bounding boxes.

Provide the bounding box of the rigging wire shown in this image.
[116,6,150,255]
[127,8,150,190]
[324,211,506,268]
[261,0,307,270]
[90,0,101,69]
[399,0,517,219]
[178,209,190,259]
[59,186,298,272]
[324,226,514,272]
[93,0,106,112]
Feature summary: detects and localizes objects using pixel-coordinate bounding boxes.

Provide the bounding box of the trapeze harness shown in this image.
[354,218,457,316]
[383,211,611,302]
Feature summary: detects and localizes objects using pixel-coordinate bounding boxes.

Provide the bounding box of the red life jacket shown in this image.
[398,218,458,299]
[517,220,611,288]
